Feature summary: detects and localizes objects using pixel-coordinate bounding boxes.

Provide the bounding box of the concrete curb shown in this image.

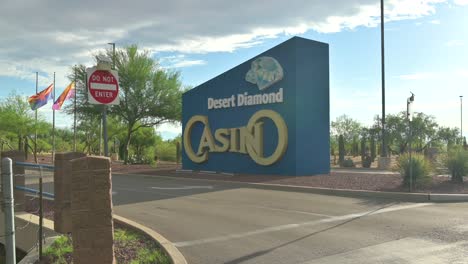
[113,172,468,203]
[113,214,188,264]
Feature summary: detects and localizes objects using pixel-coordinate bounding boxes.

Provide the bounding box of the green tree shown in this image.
[331,115,362,143]
[131,126,157,162]
[109,45,183,164]
[0,93,51,161]
[385,112,462,155]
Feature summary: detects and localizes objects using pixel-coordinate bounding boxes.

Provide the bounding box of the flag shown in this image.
[28,84,54,110]
[52,81,75,110]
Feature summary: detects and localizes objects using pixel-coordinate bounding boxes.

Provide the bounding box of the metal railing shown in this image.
[1,159,55,263]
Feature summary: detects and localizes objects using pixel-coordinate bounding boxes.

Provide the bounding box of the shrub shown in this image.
[445,148,468,183]
[341,158,355,168]
[362,155,372,168]
[397,153,432,188]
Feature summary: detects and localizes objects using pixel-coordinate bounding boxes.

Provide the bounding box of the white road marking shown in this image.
[112,185,209,201]
[173,203,432,248]
[301,238,468,264]
[150,186,213,190]
[251,205,334,218]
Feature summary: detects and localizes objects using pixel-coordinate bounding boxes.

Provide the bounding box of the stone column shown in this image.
[54,152,86,233]
[70,156,115,264]
[1,150,26,211]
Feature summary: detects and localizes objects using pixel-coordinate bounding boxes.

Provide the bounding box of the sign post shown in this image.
[87,65,119,157]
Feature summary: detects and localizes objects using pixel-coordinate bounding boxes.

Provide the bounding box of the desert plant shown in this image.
[341,158,355,168]
[397,153,432,188]
[360,137,366,161]
[370,137,376,162]
[338,135,345,164]
[362,155,372,168]
[445,148,468,183]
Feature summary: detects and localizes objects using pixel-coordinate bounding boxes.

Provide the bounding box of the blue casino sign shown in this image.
[182,37,330,176]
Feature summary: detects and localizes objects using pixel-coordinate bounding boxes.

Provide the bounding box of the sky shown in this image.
[0,0,467,140]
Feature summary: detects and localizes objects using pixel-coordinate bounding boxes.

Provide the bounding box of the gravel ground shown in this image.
[112,163,468,194]
[25,155,468,194]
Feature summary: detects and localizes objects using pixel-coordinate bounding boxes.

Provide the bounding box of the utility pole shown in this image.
[407,92,415,192]
[380,0,387,157]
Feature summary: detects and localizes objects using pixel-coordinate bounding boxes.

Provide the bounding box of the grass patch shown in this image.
[42,235,72,264]
[42,227,170,264]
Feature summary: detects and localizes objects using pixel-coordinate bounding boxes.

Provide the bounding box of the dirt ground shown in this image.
[26,154,468,194]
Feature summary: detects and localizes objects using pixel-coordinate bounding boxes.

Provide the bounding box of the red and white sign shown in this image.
[87,68,119,105]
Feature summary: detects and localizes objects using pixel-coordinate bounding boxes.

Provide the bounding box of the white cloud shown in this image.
[454,0,468,5]
[429,19,441,24]
[159,55,206,68]
[0,0,448,80]
[171,60,206,68]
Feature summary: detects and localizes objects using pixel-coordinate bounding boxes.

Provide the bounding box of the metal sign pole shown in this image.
[103,106,109,157]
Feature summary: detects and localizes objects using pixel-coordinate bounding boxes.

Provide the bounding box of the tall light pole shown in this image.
[407,92,415,192]
[461,95,463,144]
[381,0,387,157]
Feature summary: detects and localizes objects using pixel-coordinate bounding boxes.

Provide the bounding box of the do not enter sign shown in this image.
[87,68,120,105]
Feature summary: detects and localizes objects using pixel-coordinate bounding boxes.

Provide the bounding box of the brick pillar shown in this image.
[71,156,115,264]
[54,152,86,233]
[1,150,26,211]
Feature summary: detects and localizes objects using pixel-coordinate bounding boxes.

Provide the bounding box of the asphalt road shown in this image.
[109,174,468,264]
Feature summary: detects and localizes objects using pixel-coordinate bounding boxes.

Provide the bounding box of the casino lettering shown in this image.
[183,110,288,166]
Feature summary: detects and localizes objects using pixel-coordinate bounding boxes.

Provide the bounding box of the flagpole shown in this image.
[73,66,77,152]
[52,72,56,160]
[34,72,38,163]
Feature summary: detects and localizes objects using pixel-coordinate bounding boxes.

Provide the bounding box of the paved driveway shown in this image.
[111,174,468,264]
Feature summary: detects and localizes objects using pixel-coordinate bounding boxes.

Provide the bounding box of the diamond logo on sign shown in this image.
[245,57,284,91]
[87,67,120,105]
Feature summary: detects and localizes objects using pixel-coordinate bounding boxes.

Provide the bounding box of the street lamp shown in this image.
[461,96,463,145]
[380,0,387,158]
[407,92,415,192]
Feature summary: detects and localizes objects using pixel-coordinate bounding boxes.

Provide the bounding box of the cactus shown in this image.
[370,137,376,162]
[339,135,345,164]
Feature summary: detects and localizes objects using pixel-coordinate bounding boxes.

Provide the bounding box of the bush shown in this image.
[445,148,468,183]
[341,158,355,168]
[362,155,372,168]
[397,153,432,188]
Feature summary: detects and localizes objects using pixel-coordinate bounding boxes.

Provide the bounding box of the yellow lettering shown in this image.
[183,110,288,166]
[197,125,216,155]
[246,110,287,166]
[183,115,209,163]
[214,128,230,152]
[229,128,239,152]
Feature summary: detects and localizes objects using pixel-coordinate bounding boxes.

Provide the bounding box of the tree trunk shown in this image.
[24,136,28,160]
[18,134,23,151]
[124,124,134,165]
